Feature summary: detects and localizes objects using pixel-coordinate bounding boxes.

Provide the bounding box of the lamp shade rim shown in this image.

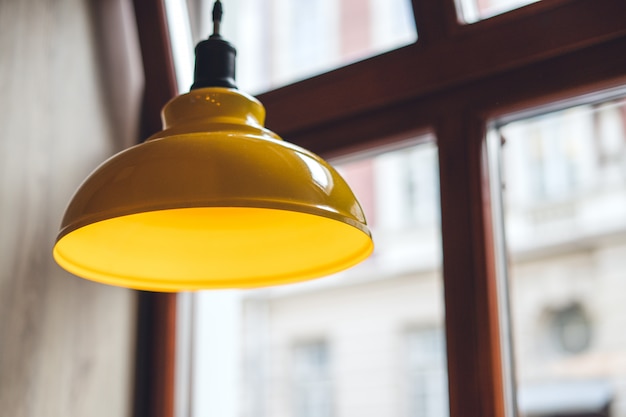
[56,201,372,243]
[53,238,374,292]
[53,206,374,292]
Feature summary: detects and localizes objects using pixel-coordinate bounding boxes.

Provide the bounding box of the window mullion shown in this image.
[410,0,458,44]
[437,111,505,417]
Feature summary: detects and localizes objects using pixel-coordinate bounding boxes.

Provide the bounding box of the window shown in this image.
[549,304,592,355]
[132,1,626,417]
[185,141,448,417]
[286,1,337,78]
[168,0,417,93]
[374,144,440,229]
[489,93,626,417]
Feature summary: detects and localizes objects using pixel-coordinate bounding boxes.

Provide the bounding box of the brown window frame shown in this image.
[130,0,626,416]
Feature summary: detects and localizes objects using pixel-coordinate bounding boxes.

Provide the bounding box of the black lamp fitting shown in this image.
[190,0,237,90]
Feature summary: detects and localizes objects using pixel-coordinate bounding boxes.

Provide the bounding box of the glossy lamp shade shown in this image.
[53,88,373,291]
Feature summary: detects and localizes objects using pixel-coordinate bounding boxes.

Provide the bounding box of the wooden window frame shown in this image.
[129,0,626,416]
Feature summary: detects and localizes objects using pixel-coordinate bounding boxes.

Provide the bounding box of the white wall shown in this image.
[0,0,140,416]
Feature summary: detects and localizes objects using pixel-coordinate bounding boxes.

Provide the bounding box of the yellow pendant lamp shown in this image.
[52,1,373,292]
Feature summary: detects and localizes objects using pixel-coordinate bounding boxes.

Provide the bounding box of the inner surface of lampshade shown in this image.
[53,207,373,291]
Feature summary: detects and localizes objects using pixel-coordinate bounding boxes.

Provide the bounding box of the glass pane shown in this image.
[180,138,449,417]
[490,94,626,417]
[455,0,541,23]
[166,0,417,93]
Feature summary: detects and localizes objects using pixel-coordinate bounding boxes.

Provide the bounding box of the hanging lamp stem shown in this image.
[212,0,223,35]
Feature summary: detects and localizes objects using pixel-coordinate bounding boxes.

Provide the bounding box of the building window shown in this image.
[373,140,440,231]
[406,327,448,417]
[549,304,592,355]
[593,99,626,172]
[293,341,333,417]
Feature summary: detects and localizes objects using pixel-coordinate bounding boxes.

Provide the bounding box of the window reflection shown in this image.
[456,0,541,23]
[296,153,333,192]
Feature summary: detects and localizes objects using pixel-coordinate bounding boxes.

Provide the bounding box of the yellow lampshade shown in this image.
[53,88,373,291]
